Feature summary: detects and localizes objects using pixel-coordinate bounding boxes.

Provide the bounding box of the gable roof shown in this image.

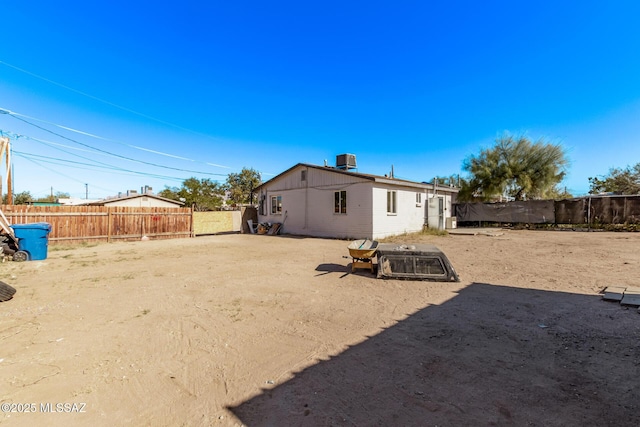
[88,193,184,206]
[255,163,459,193]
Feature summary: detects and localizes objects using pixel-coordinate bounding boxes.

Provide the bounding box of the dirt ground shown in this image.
[1,229,639,426]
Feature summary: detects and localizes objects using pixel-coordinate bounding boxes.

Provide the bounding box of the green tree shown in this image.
[34,191,71,203]
[157,186,181,201]
[458,134,568,201]
[546,186,574,200]
[159,178,224,211]
[3,191,33,205]
[55,191,71,199]
[588,163,640,195]
[225,167,261,205]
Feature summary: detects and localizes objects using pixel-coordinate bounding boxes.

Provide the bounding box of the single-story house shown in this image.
[58,197,103,206]
[254,161,458,240]
[88,193,184,208]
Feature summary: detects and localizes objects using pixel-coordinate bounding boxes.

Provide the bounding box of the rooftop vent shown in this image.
[336,153,357,170]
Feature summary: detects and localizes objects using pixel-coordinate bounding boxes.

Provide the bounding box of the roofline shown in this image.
[254,163,459,193]
[89,193,185,206]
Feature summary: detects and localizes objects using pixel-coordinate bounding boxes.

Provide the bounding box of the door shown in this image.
[427,196,445,230]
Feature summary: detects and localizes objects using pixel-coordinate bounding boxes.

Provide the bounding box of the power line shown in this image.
[19,155,103,187]
[13,150,187,182]
[0,60,228,143]
[0,114,229,176]
[0,107,223,165]
[7,131,200,180]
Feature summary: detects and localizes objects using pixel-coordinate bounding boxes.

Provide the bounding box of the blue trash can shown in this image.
[10,222,52,261]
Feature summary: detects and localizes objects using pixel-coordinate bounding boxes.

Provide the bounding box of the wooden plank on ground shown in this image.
[602,286,626,302]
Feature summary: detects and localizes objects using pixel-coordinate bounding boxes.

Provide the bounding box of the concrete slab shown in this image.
[602,286,627,302]
[448,228,506,237]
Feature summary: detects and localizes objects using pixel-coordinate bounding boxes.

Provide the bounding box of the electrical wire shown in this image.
[1,113,229,176]
[1,107,211,163]
[7,131,198,180]
[19,155,122,197]
[0,60,228,144]
[13,150,186,182]
[19,155,103,187]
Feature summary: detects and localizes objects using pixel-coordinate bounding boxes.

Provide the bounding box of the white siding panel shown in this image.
[307,167,370,188]
[263,165,370,192]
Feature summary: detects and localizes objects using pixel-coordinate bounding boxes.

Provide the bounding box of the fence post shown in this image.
[107,209,112,243]
[190,204,195,238]
[587,196,591,232]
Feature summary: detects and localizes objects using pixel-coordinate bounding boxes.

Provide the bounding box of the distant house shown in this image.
[58,197,102,206]
[88,192,184,208]
[254,157,458,240]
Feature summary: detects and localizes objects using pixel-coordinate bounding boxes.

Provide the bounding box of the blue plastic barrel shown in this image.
[10,222,52,261]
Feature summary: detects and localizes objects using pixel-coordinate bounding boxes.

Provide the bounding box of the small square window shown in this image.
[270,195,282,214]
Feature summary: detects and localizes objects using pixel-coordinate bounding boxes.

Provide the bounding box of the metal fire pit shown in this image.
[376,243,459,282]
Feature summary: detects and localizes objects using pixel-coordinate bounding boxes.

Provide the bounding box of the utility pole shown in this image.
[0,136,11,205]
[85,183,88,200]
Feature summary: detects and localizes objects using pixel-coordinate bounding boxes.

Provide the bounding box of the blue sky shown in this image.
[1,1,639,199]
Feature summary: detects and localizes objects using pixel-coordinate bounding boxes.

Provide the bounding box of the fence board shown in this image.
[0,205,193,244]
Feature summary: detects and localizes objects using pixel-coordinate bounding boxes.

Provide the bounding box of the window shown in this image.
[416,193,422,204]
[301,170,307,181]
[334,190,347,214]
[259,194,266,215]
[387,190,397,214]
[270,195,282,214]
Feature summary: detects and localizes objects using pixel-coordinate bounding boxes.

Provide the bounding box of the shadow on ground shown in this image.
[314,262,376,278]
[314,263,350,276]
[228,283,640,426]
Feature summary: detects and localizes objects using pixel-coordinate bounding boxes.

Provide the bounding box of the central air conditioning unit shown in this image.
[336,153,357,170]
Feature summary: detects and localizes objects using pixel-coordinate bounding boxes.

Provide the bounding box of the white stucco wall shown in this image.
[425,193,453,229]
[257,164,458,239]
[371,185,427,239]
[258,182,373,239]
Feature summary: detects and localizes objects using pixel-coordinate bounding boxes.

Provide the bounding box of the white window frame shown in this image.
[270,195,282,215]
[387,190,397,214]
[416,192,422,206]
[334,190,347,214]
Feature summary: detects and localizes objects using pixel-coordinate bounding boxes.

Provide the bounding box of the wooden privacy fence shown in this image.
[1,205,193,243]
